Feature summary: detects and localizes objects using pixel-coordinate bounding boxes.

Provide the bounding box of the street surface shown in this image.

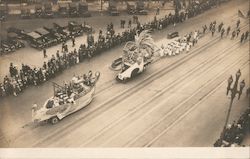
[0,0,249,147]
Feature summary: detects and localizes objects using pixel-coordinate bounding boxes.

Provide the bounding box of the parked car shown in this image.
[126,3,136,15]
[0,10,6,21]
[21,9,32,19]
[108,0,119,16]
[26,32,45,50]
[58,3,68,17]
[78,2,91,17]
[7,27,26,39]
[0,40,13,54]
[68,21,83,37]
[69,2,79,17]
[43,2,54,18]
[0,4,7,21]
[167,31,179,39]
[35,28,58,47]
[35,4,43,18]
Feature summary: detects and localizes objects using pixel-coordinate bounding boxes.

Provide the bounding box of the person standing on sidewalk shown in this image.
[43,49,47,58]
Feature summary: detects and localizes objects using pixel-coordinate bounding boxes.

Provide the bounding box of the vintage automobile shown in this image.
[78,2,91,17]
[43,2,54,18]
[0,40,13,54]
[58,3,69,17]
[82,23,94,34]
[135,0,148,15]
[6,34,25,49]
[0,11,6,21]
[115,30,159,82]
[32,71,100,124]
[43,26,64,43]
[26,31,45,50]
[35,4,43,18]
[7,27,25,38]
[20,9,32,19]
[68,21,84,37]
[0,5,7,21]
[69,2,79,17]
[108,0,120,16]
[53,22,71,40]
[1,40,16,51]
[126,2,136,15]
[35,28,58,47]
[167,31,179,39]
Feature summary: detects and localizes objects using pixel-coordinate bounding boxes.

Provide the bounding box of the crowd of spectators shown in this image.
[0,0,236,98]
[214,107,250,147]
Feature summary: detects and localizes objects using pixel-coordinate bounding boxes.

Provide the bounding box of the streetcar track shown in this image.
[144,61,249,147]
[32,22,249,147]
[10,13,247,146]
[91,43,248,147]
[90,11,248,97]
[32,35,222,147]
[79,39,247,146]
[127,58,249,147]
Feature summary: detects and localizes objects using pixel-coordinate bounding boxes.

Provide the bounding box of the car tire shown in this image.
[50,116,59,125]
[131,68,139,78]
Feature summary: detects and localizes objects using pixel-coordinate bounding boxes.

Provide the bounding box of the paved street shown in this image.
[0,0,249,147]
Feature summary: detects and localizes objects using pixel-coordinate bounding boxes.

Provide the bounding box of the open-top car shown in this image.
[32,71,100,124]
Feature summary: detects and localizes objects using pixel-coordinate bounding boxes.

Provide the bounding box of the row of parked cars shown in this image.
[20,2,91,19]
[108,1,148,16]
[0,2,91,21]
[7,21,93,50]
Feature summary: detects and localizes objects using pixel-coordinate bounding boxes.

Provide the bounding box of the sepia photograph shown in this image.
[0,0,249,158]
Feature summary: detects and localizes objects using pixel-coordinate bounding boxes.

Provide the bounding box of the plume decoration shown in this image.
[122,30,159,64]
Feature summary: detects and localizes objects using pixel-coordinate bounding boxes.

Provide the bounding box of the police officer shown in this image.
[231,31,236,39]
[226,26,231,36]
[240,33,245,43]
[236,28,240,37]
[221,28,225,38]
[245,31,249,40]
[43,49,47,58]
[236,19,240,28]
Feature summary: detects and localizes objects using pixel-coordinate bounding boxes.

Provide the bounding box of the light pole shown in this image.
[100,0,103,11]
[221,69,245,141]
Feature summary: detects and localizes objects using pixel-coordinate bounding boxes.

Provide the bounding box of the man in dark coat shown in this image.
[43,49,47,58]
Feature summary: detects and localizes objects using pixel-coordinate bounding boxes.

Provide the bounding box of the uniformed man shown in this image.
[231,31,236,39]
[236,19,240,28]
[245,31,249,40]
[43,49,47,58]
[236,28,240,37]
[221,28,225,38]
[226,26,231,36]
[240,33,245,43]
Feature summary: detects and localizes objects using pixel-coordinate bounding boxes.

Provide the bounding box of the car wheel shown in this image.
[50,116,59,125]
[131,68,139,78]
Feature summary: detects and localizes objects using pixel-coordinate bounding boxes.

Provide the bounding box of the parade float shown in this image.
[111,30,160,82]
[32,71,100,124]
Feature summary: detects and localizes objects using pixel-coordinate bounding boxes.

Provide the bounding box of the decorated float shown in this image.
[111,30,160,82]
[32,71,100,124]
